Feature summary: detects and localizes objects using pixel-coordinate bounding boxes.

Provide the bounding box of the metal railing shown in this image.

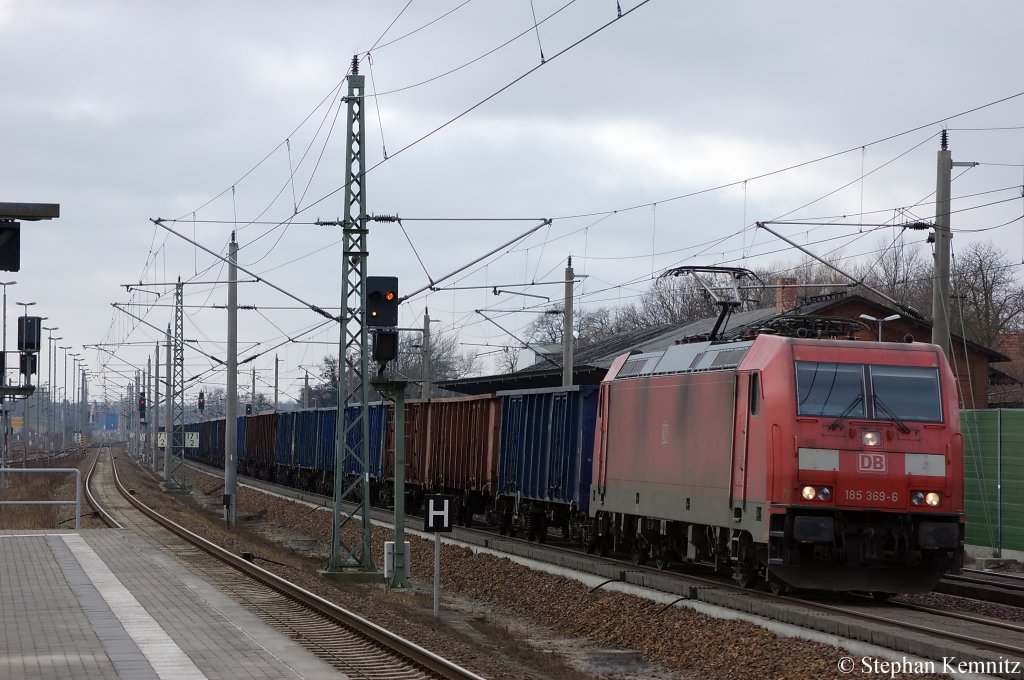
[0,468,81,529]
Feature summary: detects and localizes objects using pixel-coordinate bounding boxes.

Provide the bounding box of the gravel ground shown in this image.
[893,590,1024,622]
[107,453,951,680]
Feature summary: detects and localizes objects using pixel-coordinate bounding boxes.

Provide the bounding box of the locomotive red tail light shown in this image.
[861,430,882,447]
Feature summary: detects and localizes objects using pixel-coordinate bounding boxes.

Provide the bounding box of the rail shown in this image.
[105,453,486,680]
[0,467,81,529]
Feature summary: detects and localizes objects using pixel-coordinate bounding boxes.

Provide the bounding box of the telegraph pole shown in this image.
[251,366,256,413]
[146,357,152,466]
[153,342,160,470]
[274,354,279,410]
[930,130,977,359]
[225,234,238,528]
[421,310,431,399]
[169,279,186,487]
[163,326,172,480]
[562,257,574,386]
[324,56,376,576]
[135,371,141,458]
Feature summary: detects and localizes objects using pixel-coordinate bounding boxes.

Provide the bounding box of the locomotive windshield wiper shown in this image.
[872,394,912,433]
[827,393,863,430]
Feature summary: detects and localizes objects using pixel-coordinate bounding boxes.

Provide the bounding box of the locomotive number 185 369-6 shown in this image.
[843,489,899,503]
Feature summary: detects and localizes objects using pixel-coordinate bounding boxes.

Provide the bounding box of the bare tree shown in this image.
[949,241,1024,347]
[494,346,521,374]
[854,235,932,314]
[390,329,479,395]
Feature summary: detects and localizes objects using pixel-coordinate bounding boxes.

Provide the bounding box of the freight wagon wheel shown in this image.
[768,577,787,596]
[630,544,649,566]
[653,552,671,570]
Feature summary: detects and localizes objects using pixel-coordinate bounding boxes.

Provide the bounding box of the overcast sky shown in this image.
[3,1,1023,404]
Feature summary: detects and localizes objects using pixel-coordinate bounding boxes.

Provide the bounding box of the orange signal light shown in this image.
[384,291,395,301]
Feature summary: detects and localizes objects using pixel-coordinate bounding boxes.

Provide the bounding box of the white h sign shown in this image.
[423,494,454,533]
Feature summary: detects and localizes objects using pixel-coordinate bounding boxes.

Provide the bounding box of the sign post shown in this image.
[423,493,454,616]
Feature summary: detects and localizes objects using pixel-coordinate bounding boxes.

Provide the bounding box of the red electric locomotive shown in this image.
[589,333,964,595]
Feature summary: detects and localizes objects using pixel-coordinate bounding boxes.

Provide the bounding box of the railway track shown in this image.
[177,458,1024,675]
[86,449,484,680]
[937,569,1024,608]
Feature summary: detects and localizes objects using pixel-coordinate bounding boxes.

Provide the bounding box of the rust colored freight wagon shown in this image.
[384,394,500,523]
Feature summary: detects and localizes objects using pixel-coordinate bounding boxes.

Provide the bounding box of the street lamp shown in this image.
[69,353,79,448]
[59,345,70,452]
[42,326,58,463]
[859,313,901,342]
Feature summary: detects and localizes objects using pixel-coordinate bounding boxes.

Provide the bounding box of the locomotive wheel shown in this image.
[736,568,756,589]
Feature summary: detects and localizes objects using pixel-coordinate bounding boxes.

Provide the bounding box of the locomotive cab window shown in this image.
[795,361,942,423]
[795,362,864,418]
[869,365,942,423]
[749,373,761,416]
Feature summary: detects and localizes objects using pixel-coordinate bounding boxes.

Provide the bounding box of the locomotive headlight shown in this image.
[817,486,832,501]
[801,485,816,501]
[911,491,925,506]
[925,492,941,507]
[861,430,883,447]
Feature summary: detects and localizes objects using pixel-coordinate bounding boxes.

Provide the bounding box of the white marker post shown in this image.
[423,494,454,616]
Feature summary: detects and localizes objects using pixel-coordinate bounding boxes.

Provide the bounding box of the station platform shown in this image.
[0,529,343,679]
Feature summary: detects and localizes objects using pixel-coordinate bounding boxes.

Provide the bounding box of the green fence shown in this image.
[961,409,1024,556]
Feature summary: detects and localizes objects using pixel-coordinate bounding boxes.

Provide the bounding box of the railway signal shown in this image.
[17,315,40,352]
[366,276,398,327]
[198,391,205,413]
[138,394,146,420]
[372,330,399,364]
[18,352,35,378]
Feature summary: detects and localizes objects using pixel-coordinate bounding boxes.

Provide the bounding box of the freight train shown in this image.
[184,334,964,595]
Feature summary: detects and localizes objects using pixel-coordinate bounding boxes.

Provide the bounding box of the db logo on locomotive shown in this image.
[857,453,887,473]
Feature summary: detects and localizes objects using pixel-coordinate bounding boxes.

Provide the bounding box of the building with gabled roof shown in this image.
[439,291,1008,408]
